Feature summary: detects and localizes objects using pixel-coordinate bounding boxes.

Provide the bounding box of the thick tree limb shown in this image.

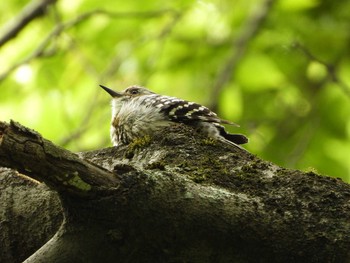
[0,121,350,262]
[0,120,118,196]
[0,168,62,263]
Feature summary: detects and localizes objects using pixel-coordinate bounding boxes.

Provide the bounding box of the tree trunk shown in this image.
[0,120,349,263]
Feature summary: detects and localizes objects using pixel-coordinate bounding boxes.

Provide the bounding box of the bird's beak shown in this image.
[99,85,123,97]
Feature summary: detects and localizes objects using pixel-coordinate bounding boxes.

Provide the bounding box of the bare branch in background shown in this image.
[210,0,276,111]
[58,98,101,148]
[293,42,350,99]
[55,9,180,148]
[287,118,320,167]
[0,8,179,82]
[0,0,57,48]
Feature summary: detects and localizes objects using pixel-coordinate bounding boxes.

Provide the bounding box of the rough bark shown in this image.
[0,168,62,263]
[0,120,350,263]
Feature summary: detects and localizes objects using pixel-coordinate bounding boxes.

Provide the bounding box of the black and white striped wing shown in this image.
[149,94,248,145]
[154,96,235,125]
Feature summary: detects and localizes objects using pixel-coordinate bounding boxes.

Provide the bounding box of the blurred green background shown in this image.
[1,0,349,182]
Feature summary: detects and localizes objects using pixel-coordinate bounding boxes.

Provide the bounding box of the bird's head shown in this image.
[100,85,154,101]
[100,85,155,115]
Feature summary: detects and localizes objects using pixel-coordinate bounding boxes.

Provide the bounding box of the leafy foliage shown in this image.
[0,0,349,181]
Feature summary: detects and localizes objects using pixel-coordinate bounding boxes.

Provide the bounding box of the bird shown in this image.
[100,85,248,150]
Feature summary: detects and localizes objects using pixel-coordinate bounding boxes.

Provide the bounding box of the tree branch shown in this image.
[0,120,118,196]
[293,41,350,99]
[0,0,57,48]
[1,121,350,262]
[0,168,62,263]
[210,0,276,111]
[0,8,179,82]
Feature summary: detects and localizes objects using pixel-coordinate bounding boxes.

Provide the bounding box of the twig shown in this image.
[293,42,350,99]
[210,0,276,111]
[0,8,179,82]
[287,117,320,167]
[53,9,181,148]
[0,0,57,48]
[58,97,102,148]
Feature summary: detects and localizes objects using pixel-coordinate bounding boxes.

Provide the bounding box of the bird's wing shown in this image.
[157,96,239,126]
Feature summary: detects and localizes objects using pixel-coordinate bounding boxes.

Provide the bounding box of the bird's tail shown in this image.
[222,133,248,145]
[217,125,249,152]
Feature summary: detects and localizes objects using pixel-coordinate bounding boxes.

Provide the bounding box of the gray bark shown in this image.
[0,168,62,262]
[0,120,349,263]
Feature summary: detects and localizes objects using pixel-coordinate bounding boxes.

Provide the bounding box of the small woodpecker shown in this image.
[100,85,248,150]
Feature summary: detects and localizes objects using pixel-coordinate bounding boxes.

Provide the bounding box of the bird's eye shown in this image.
[130,89,138,95]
